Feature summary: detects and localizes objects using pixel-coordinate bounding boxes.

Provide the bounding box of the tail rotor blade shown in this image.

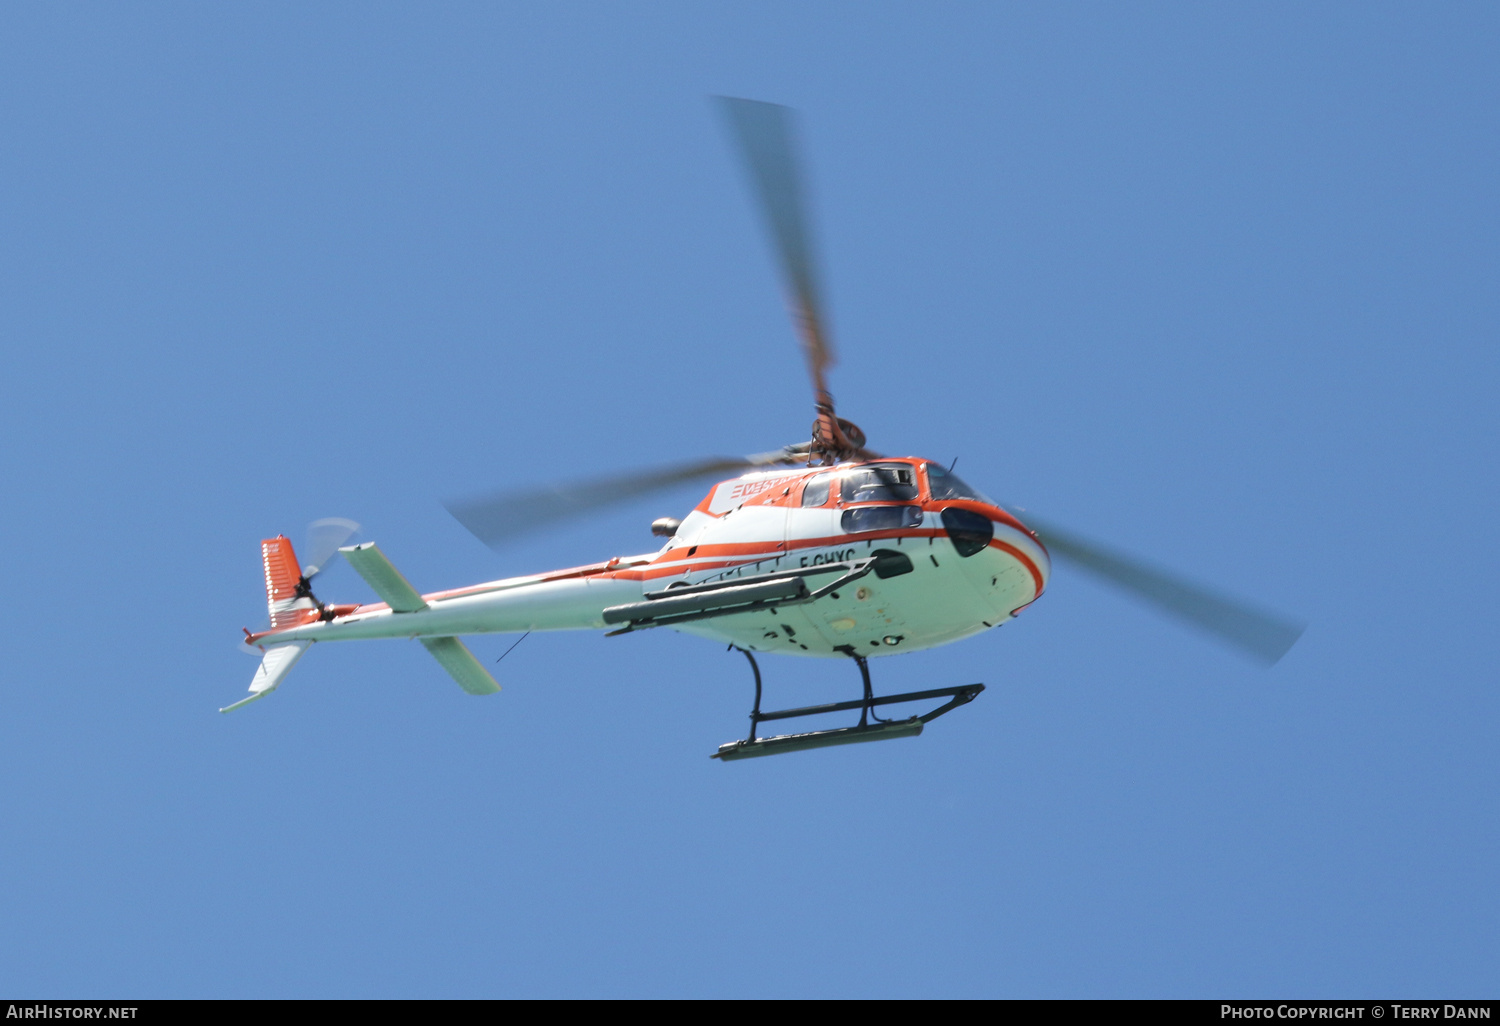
[446,451,796,552]
[717,96,835,402]
[302,517,361,578]
[1024,514,1306,665]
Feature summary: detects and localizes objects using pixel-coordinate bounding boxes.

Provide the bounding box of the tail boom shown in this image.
[246,571,640,646]
[228,540,646,711]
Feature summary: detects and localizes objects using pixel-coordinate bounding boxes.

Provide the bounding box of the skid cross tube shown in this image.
[741,647,764,743]
[718,645,985,761]
[749,683,985,725]
[844,649,879,727]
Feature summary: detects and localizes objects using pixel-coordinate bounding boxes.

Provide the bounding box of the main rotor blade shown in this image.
[1022,514,1306,665]
[446,452,794,551]
[717,97,835,403]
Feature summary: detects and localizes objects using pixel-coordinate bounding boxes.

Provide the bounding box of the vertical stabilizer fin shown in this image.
[263,536,316,627]
[420,637,501,695]
[221,640,312,713]
[340,542,428,612]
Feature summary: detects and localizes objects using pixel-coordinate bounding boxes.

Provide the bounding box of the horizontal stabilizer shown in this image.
[420,636,501,696]
[221,640,311,713]
[341,542,428,612]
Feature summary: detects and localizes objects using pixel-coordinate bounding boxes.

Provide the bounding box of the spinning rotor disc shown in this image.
[440,98,1305,667]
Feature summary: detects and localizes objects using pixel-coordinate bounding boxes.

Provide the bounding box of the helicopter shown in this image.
[228,98,1305,761]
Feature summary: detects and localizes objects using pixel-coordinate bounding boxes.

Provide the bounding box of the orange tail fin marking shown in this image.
[262,536,319,629]
[262,536,303,603]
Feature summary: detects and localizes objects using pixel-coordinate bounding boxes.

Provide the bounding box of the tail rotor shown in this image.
[239,517,360,651]
[294,517,361,616]
[301,517,361,581]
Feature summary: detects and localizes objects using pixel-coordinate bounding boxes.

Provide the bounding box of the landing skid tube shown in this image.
[712,647,984,761]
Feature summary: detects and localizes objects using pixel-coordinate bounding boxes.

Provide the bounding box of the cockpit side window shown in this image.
[801,472,835,507]
[924,463,993,503]
[839,463,919,503]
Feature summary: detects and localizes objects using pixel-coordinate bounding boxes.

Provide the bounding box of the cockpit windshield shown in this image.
[925,463,993,503]
[839,463,919,503]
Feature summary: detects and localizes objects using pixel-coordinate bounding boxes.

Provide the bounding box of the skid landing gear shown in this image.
[712,646,984,761]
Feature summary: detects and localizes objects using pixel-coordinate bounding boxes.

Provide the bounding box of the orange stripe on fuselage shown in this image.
[622,524,1047,597]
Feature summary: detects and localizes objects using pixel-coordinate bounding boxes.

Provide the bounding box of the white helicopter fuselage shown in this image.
[245,458,1049,661]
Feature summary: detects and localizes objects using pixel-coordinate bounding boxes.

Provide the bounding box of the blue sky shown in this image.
[1,2,1496,997]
